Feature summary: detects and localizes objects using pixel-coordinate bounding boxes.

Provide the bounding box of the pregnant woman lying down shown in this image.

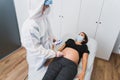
[42,32,90,80]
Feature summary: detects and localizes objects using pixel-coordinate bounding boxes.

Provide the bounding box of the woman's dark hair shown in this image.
[81,32,88,44]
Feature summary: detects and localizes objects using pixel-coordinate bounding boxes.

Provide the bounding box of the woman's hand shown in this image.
[56,51,64,57]
[42,5,49,14]
[76,72,85,80]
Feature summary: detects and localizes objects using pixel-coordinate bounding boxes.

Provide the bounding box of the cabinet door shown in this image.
[61,0,81,37]
[78,0,104,38]
[50,0,62,39]
[95,0,120,60]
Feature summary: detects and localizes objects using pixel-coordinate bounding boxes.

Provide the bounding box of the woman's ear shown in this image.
[83,39,85,41]
[81,39,86,44]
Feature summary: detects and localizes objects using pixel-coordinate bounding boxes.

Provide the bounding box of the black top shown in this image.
[64,39,90,64]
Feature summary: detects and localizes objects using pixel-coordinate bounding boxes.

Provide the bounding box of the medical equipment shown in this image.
[54,40,62,45]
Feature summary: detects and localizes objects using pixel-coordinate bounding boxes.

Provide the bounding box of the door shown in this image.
[78,0,104,38]
[61,0,81,37]
[95,0,120,60]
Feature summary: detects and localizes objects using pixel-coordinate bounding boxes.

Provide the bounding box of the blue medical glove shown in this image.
[44,0,53,5]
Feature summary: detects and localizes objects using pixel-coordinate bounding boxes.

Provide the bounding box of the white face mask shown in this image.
[76,35,84,42]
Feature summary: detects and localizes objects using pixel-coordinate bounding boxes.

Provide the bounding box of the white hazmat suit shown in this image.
[21,0,57,80]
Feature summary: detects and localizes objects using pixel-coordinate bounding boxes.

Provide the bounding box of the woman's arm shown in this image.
[77,53,89,80]
[81,53,89,73]
[58,44,66,51]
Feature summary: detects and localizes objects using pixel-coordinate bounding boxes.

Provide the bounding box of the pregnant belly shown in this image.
[62,48,79,65]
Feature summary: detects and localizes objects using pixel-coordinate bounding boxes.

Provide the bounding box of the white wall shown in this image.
[113,31,120,54]
[14,0,120,54]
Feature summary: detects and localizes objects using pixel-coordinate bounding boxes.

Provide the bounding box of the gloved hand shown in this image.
[56,51,64,57]
[44,0,53,5]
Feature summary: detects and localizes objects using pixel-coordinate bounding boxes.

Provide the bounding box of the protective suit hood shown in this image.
[28,0,50,19]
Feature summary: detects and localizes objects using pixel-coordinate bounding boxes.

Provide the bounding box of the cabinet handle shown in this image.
[96,21,98,23]
[59,16,64,18]
[99,22,102,24]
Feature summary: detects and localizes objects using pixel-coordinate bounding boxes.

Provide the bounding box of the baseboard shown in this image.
[112,52,120,55]
[0,46,22,61]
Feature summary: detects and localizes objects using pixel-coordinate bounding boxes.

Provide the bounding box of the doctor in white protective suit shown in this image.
[21,0,63,80]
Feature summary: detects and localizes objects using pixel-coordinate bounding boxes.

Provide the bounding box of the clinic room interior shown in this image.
[0,0,120,80]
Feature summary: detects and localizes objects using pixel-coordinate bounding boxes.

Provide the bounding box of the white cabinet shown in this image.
[95,0,120,60]
[51,0,81,39]
[78,0,104,38]
[61,0,81,37]
[51,0,120,60]
[78,0,120,60]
